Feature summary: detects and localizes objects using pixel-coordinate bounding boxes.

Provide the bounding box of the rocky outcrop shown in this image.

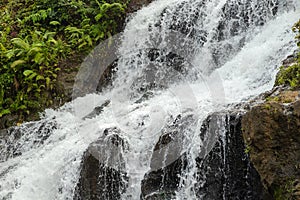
[82,100,110,120]
[74,128,128,200]
[242,90,300,199]
[241,51,300,199]
[195,113,270,200]
[141,112,268,199]
[141,114,194,199]
[0,119,56,162]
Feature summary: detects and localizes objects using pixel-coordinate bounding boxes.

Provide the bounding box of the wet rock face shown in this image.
[141,113,268,199]
[242,97,300,199]
[141,115,194,199]
[141,156,187,200]
[74,128,128,200]
[82,100,110,119]
[126,0,153,13]
[0,119,56,162]
[196,113,269,200]
[217,0,279,40]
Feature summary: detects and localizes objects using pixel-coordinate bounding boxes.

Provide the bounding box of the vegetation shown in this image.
[244,143,251,154]
[273,179,297,200]
[0,0,128,122]
[275,20,300,89]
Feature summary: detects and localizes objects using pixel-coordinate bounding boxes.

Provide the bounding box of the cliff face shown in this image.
[242,90,300,199]
[242,51,300,199]
[75,113,268,200]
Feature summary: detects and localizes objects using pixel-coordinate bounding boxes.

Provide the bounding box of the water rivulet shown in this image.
[0,0,299,199]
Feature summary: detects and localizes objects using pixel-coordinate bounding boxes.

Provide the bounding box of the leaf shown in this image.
[65,27,81,34]
[6,50,16,59]
[52,74,57,78]
[0,43,7,51]
[28,72,37,80]
[86,35,92,46]
[45,77,51,89]
[48,38,57,45]
[27,86,32,92]
[95,32,105,41]
[11,60,26,68]
[27,47,42,57]
[17,105,27,111]
[0,109,11,118]
[81,18,90,26]
[43,31,56,39]
[16,50,25,57]
[36,75,44,81]
[11,38,30,50]
[78,41,87,49]
[34,53,44,64]
[23,69,34,76]
[95,13,103,21]
[50,21,60,26]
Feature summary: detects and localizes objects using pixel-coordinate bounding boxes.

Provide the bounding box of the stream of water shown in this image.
[0,0,299,199]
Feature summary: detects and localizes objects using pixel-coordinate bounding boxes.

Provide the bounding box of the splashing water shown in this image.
[0,0,299,199]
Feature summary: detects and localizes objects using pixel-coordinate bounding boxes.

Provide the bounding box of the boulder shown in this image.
[242,93,300,199]
[74,128,129,200]
[141,114,194,199]
[196,113,270,199]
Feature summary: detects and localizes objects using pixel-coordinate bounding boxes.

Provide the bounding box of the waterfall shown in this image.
[0,0,299,199]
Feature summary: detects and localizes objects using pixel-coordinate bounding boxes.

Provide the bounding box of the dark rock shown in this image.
[0,119,56,162]
[141,114,195,199]
[141,112,269,199]
[0,114,19,130]
[96,60,118,93]
[74,128,129,200]
[141,156,186,200]
[196,113,270,200]
[281,50,299,67]
[126,0,153,13]
[83,100,110,120]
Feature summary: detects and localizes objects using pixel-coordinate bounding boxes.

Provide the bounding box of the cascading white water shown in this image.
[0,0,299,199]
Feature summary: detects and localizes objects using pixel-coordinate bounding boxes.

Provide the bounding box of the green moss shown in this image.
[275,64,300,89]
[264,104,271,110]
[244,143,251,154]
[266,96,280,102]
[273,179,296,200]
[275,19,300,90]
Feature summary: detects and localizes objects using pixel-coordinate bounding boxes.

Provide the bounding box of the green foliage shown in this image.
[64,0,127,51]
[275,20,300,90]
[274,179,296,200]
[244,143,251,154]
[0,0,128,120]
[276,65,300,89]
[0,30,67,115]
[266,96,280,102]
[293,19,300,47]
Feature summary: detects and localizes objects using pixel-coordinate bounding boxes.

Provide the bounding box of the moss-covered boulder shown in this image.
[242,91,300,199]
